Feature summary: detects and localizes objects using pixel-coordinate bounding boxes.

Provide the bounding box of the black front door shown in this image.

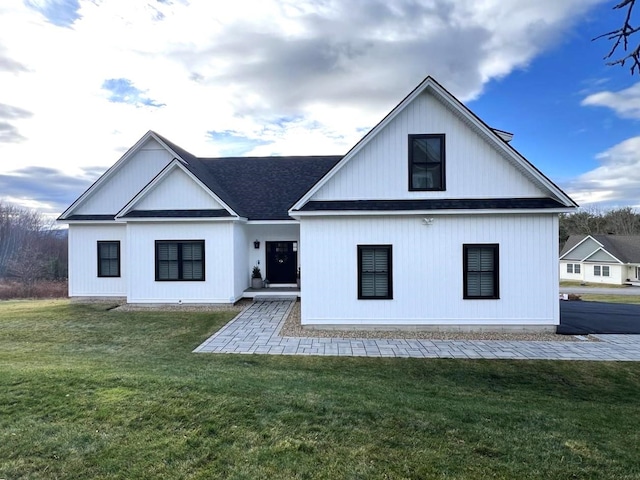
[266,241,297,284]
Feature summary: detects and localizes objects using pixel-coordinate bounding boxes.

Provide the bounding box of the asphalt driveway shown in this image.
[559,301,640,335]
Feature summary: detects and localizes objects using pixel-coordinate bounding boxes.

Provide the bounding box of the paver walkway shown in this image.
[194,298,640,361]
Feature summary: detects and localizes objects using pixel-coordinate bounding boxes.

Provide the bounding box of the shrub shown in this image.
[0,280,67,300]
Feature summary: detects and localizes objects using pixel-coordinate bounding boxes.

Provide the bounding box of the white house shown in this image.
[59,76,577,331]
[560,234,640,285]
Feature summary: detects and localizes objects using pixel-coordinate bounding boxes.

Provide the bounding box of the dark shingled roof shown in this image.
[122,209,232,218]
[183,155,342,220]
[66,132,567,222]
[561,234,640,263]
[65,214,116,221]
[300,198,566,212]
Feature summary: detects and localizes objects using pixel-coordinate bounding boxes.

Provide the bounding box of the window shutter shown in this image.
[465,245,497,298]
[361,249,375,297]
[157,243,178,279]
[360,247,390,298]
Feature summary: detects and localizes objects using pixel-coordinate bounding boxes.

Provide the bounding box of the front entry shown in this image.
[266,241,297,284]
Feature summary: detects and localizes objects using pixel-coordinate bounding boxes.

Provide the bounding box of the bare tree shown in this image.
[596,0,640,74]
[7,240,49,295]
[0,200,68,281]
[560,206,640,245]
[0,201,43,277]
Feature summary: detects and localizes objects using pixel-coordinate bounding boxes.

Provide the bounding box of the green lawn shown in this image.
[2,300,640,479]
[560,280,630,289]
[578,294,640,304]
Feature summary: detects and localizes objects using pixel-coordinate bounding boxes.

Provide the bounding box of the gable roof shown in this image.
[115,159,239,220]
[561,234,640,263]
[58,131,192,220]
[289,75,577,214]
[61,75,576,223]
[58,130,340,222]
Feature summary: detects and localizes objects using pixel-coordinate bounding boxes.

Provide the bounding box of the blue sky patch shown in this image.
[208,131,270,156]
[101,78,164,108]
[24,0,81,27]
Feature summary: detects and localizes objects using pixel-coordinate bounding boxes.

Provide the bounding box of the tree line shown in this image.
[560,207,640,245]
[0,201,67,289]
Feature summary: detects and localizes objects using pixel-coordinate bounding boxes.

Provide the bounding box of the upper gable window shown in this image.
[409,134,445,191]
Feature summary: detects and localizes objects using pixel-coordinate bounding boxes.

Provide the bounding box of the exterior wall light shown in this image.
[254,240,260,249]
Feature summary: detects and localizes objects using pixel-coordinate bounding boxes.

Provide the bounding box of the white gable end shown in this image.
[73,138,174,215]
[134,167,224,211]
[311,91,546,202]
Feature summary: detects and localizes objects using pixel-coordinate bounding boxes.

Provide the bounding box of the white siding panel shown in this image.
[126,222,234,303]
[233,223,249,300]
[135,168,224,211]
[68,224,127,296]
[75,147,173,214]
[559,261,585,282]
[312,92,545,201]
[583,263,625,285]
[301,214,558,326]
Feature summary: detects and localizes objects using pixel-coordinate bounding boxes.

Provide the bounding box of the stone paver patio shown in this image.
[193,298,640,361]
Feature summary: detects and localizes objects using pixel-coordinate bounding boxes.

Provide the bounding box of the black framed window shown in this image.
[409,134,445,191]
[602,266,610,277]
[97,241,120,277]
[594,265,601,276]
[358,245,392,299]
[464,244,499,299]
[575,264,581,274]
[155,240,204,281]
[567,264,573,274]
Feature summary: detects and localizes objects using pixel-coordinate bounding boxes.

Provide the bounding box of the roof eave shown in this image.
[291,207,573,218]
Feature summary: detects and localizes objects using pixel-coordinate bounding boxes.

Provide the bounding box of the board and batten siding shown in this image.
[74,139,173,215]
[134,167,225,211]
[311,92,545,201]
[232,223,249,300]
[300,214,559,326]
[126,221,235,303]
[68,224,127,297]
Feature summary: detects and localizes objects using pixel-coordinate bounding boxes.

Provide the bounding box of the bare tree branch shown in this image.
[595,0,640,75]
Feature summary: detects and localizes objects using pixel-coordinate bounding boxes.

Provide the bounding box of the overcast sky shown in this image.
[1,0,640,217]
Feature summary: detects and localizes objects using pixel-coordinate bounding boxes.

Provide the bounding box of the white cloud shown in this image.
[566,136,640,208]
[581,82,640,118]
[0,0,604,213]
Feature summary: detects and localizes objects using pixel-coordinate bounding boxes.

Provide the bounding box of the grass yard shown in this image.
[2,301,640,479]
[579,294,640,305]
[559,280,631,289]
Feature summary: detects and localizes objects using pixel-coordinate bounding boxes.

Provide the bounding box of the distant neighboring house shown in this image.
[58,76,576,331]
[560,235,640,285]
